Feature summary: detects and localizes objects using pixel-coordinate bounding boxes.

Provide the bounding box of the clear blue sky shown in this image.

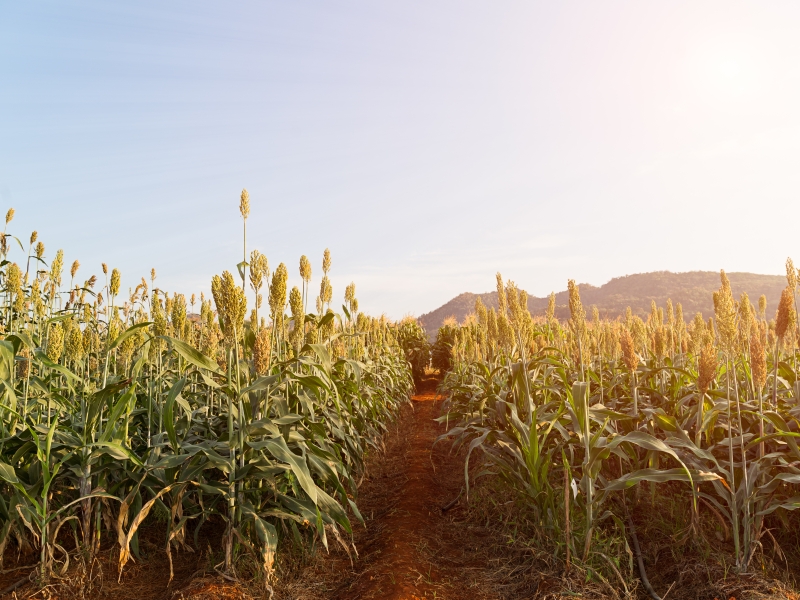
[2,2,799,319]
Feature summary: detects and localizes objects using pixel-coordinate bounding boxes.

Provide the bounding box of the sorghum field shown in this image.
[2,196,800,600]
[0,197,427,598]
[428,268,800,599]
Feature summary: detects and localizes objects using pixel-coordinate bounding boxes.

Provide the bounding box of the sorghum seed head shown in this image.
[240,189,250,220]
[620,329,638,371]
[110,268,121,296]
[750,331,767,391]
[776,286,796,340]
[322,248,331,274]
[299,255,311,282]
[567,279,586,335]
[697,342,717,394]
[787,257,797,292]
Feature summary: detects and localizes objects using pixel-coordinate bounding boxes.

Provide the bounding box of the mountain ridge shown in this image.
[417,270,786,338]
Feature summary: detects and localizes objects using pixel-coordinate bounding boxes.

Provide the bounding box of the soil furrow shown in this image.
[283,375,504,600]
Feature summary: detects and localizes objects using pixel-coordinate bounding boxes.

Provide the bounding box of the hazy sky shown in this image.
[2,2,799,319]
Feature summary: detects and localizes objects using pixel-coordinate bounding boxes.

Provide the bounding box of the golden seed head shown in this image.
[47,322,65,363]
[787,257,797,292]
[320,275,332,305]
[289,286,304,352]
[6,262,21,291]
[239,188,250,220]
[653,326,666,358]
[750,330,767,391]
[739,292,754,338]
[496,273,507,316]
[697,342,717,394]
[345,282,356,303]
[211,270,247,345]
[487,308,498,343]
[269,263,288,319]
[30,231,37,245]
[110,268,121,296]
[65,325,84,362]
[249,250,268,292]
[475,297,488,328]
[567,279,585,335]
[290,286,303,317]
[758,294,767,319]
[151,268,157,281]
[171,293,187,337]
[322,248,331,274]
[776,286,796,340]
[546,292,556,322]
[620,329,638,371]
[253,327,271,374]
[5,208,14,225]
[50,249,64,287]
[299,255,312,282]
[71,260,80,279]
[505,281,524,326]
[714,270,737,353]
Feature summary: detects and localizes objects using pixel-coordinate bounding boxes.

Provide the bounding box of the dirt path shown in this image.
[284,376,510,600]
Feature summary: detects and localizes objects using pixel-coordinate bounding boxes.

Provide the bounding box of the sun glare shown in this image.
[689,36,768,107]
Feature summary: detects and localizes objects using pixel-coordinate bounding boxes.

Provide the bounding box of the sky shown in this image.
[1,1,799,319]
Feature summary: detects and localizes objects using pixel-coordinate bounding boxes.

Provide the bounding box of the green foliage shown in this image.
[438,271,800,575]
[394,318,430,384]
[0,210,414,585]
[431,320,458,372]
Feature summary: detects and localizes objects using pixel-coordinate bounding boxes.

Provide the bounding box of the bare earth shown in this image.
[280,375,521,600]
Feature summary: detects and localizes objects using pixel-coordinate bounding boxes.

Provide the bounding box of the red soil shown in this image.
[282,375,504,600]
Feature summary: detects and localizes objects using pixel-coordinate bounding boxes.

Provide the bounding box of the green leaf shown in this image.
[0,341,15,381]
[158,336,221,373]
[605,468,721,491]
[164,378,187,452]
[263,436,318,504]
[252,516,278,572]
[0,461,19,485]
[5,331,34,354]
[240,375,279,396]
[108,321,152,351]
[0,378,18,415]
[92,442,144,466]
[305,343,332,374]
[100,384,137,443]
[34,350,80,382]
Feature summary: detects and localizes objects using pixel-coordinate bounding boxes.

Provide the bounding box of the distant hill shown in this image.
[418,271,786,339]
